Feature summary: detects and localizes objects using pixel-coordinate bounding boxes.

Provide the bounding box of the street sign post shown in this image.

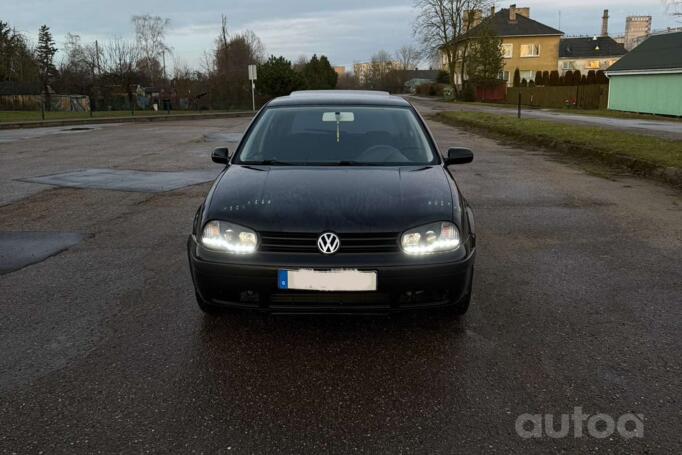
[248,64,257,112]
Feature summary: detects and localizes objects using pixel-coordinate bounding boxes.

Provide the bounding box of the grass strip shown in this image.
[436,111,682,185]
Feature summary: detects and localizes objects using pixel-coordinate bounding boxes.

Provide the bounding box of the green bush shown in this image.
[460,83,476,102]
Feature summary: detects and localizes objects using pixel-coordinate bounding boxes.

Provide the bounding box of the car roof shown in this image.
[267,90,411,107]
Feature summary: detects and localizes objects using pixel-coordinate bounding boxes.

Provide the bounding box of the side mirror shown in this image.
[211,147,230,164]
[444,147,473,166]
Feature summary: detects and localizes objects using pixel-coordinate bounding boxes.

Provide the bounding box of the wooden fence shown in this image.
[505,85,609,109]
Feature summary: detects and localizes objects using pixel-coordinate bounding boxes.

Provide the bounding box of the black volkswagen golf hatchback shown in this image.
[188,90,476,315]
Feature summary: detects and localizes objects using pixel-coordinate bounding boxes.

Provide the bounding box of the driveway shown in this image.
[0,112,680,453]
[408,95,682,141]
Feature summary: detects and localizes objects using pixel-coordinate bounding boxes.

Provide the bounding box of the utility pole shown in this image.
[92,40,101,117]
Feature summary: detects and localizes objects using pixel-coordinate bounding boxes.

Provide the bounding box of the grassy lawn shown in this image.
[0,110,243,123]
[437,111,682,171]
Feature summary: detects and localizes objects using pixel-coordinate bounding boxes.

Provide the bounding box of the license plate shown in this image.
[278,269,377,292]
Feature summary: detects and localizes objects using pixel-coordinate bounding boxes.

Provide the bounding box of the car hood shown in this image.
[204,165,458,233]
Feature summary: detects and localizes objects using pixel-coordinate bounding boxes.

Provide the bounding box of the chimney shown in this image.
[490,6,495,16]
[509,4,517,21]
[601,9,609,36]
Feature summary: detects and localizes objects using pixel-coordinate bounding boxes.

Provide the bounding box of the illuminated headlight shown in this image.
[401,221,460,255]
[200,220,258,254]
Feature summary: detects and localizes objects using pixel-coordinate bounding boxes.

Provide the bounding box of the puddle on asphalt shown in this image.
[19,168,221,193]
[0,124,114,143]
[203,132,243,143]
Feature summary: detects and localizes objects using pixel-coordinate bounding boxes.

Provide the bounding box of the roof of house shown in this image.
[455,8,563,43]
[559,36,627,59]
[607,31,682,73]
[403,70,440,81]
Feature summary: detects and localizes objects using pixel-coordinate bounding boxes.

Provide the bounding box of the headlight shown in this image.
[200,220,258,254]
[401,221,460,255]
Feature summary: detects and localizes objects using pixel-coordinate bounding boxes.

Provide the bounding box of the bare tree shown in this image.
[363,50,398,90]
[663,0,682,21]
[131,14,170,84]
[414,0,457,90]
[240,29,266,64]
[413,0,491,95]
[395,45,421,71]
[105,37,139,80]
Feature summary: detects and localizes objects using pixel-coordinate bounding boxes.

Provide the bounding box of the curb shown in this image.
[0,111,254,130]
[434,112,682,188]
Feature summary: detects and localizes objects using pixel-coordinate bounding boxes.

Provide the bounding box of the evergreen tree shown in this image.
[0,21,39,82]
[35,25,57,107]
[595,70,608,84]
[301,54,338,89]
[465,24,504,87]
[512,68,520,87]
[586,70,597,84]
[564,71,574,85]
[258,55,305,98]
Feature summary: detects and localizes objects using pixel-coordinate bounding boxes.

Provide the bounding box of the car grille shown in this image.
[259,231,400,254]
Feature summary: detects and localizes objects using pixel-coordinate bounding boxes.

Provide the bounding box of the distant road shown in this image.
[407,95,682,141]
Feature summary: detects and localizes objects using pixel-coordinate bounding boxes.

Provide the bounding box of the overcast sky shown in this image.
[2,0,679,71]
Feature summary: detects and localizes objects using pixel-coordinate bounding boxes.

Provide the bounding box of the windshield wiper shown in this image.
[318,161,376,166]
[243,160,298,166]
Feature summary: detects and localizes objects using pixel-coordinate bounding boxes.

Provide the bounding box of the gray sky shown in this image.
[2,0,679,71]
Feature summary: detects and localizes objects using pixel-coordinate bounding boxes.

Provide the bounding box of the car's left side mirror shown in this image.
[444,147,473,166]
[211,147,230,164]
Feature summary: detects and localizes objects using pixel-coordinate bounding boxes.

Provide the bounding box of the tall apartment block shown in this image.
[624,16,652,50]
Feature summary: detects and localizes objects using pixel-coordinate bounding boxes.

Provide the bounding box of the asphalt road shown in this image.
[407,95,682,141]
[0,109,680,453]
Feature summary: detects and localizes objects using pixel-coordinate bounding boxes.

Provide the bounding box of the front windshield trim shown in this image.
[233,104,440,167]
[238,161,435,167]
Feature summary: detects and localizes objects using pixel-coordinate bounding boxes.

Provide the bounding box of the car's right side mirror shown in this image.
[211,147,230,164]
[444,147,474,166]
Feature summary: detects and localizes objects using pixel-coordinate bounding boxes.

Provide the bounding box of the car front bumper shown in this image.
[188,235,475,315]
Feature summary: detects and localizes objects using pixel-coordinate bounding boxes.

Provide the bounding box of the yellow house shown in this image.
[444,5,564,86]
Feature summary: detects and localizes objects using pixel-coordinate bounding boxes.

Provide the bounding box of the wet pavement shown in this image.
[21,168,220,193]
[0,111,680,453]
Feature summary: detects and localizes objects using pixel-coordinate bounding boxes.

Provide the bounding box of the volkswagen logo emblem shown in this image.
[317,232,340,254]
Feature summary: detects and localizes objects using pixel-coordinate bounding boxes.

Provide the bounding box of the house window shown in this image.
[587,60,601,69]
[519,70,535,82]
[499,70,511,86]
[561,61,573,70]
[501,44,513,58]
[520,44,540,57]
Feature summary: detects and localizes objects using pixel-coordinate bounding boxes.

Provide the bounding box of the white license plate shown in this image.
[278,269,377,292]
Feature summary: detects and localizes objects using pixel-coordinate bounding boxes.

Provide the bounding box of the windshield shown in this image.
[235,105,438,165]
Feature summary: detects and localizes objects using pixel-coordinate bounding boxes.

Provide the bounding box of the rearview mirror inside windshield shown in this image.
[322,112,355,122]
